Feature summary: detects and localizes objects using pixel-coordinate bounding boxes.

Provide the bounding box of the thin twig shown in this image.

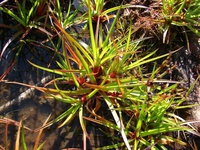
[0,75,52,113]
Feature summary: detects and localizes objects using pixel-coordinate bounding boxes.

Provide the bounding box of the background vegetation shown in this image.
[0,0,200,149]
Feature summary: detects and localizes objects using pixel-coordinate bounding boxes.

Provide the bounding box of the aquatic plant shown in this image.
[161,0,200,43]
[26,1,197,149]
[0,0,199,149]
[0,0,52,80]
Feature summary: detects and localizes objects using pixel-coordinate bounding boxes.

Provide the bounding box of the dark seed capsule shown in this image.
[80,95,87,103]
[109,71,116,78]
[78,77,85,85]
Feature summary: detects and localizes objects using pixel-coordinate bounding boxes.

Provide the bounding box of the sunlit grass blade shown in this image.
[82,116,119,131]
[26,0,39,24]
[27,60,66,75]
[1,80,92,96]
[33,114,51,150]
[134,101,146,150]
[102,5,121,49]
[187,25,200,36]
[45,93,78,104]
[15,1,26,22]
[55,0,62,22]
[34,104,81,132]
[79,105,90,139]
[15,120,22,150]
[140,126,190,137]
[21,123,27,150]
[28,24,53,36]
[102,4,147,15]
[104,95,131,150]
[36,141,46,150]
[87,1,97,64]
[53,21,96,83]
[124,48,182,71]
[57,103,81,128]
[0,7,26,26]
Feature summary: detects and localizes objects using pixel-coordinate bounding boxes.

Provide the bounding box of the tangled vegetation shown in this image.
[0,0,200,149]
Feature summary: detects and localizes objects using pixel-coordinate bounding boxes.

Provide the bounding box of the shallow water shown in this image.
[0,44,117,149]
[0,1,200,149]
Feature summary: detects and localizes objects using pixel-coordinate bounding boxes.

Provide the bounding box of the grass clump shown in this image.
[0,0,199,149]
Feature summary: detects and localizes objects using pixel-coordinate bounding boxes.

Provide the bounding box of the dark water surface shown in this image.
[0,1,200,149]
[0,44,115,149]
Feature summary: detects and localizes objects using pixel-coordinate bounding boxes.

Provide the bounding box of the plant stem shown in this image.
[0,75,52,113]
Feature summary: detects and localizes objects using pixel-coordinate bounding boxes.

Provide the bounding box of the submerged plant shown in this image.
[0,0,53,80]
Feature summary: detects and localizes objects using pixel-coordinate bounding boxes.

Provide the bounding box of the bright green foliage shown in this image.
[0,0,199,149]
[162,0,200,43]
[27,1,196,149]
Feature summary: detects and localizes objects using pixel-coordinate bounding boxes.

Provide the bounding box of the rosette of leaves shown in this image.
[26,0,197,149]
[161,0,200,43]
[0,0,86,80]
[0,0,51,76]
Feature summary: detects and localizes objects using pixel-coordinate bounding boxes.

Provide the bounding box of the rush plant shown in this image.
[22,1,197,149]
[0,0,85,80]
[0,0,52,80]
[161,0,200,43]
[1,0,199,149]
